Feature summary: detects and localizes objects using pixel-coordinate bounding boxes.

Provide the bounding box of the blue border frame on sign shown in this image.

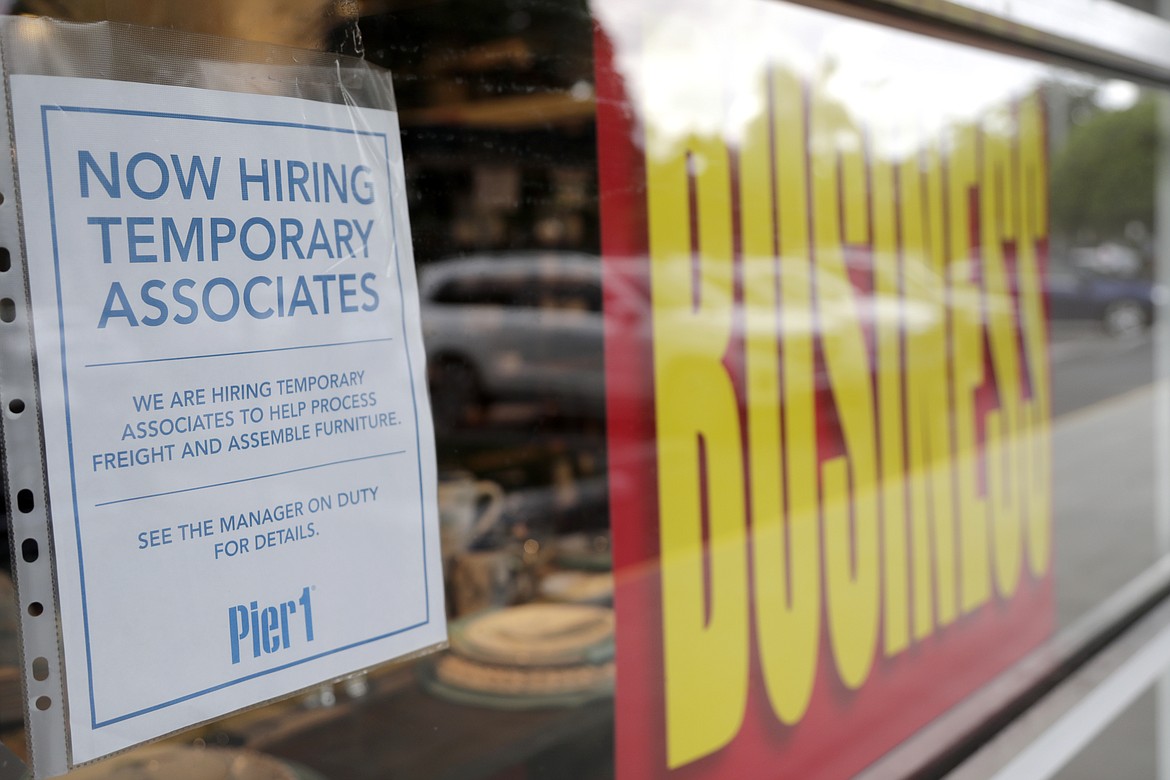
[38,104,432,730]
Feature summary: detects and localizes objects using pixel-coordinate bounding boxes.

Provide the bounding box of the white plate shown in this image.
[452,604,614,667]
[538,571,614,605]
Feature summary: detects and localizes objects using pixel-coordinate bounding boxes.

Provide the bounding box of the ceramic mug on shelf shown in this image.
[437,471,505,560]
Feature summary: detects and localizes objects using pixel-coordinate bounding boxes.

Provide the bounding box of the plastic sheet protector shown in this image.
[0,18,444,774]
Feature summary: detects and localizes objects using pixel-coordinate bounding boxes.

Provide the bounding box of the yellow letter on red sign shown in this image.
[1016,94,1052,579]
[948,122,993,614]
[871,125,911,657]
[981,112,1026,600]
[811,89,881,691]
[647,127,750,768]
[743,67,821,726]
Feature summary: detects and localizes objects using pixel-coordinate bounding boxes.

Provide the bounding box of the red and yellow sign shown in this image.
[596,2,1052,777]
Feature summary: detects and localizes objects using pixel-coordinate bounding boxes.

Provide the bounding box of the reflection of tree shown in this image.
[1050,97,1156,248]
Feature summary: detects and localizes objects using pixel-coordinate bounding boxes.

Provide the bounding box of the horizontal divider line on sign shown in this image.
[84,336,395,368]
[94,450,406,507]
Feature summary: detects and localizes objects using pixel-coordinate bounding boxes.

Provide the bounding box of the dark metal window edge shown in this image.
[838,0,1170,84]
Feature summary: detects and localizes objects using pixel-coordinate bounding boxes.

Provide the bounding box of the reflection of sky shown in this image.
[594,0,1060,157]
[1095,79,1141,110]
[818,25,1044,145]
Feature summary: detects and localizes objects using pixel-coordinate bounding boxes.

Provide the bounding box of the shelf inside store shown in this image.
[400,92,596,129]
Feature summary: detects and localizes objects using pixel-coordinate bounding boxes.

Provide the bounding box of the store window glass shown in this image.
[1109,0,1170,20]
[1,0,1169,778]
[1054,688,1156,780]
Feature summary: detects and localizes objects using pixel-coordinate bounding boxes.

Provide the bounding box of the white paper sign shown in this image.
[10,75,445,764]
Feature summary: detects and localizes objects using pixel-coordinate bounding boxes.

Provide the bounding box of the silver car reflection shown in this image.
[419,250,1021,431]
[420,253,606,428]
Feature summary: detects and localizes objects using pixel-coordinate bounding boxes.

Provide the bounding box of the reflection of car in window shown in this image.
[420,253,605,429]
[1047,266,1159,337]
